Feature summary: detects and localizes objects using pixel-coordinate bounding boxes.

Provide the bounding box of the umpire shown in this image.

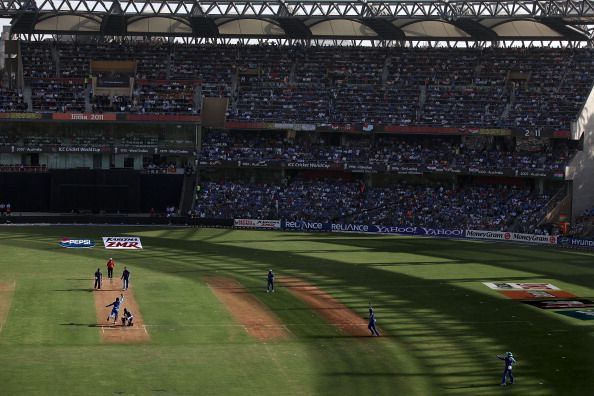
[94,268,102,290]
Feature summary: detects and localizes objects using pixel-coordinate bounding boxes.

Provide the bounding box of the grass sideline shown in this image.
[0,226,592,395]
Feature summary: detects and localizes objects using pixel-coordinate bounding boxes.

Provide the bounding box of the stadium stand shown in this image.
[17,43,594,131]
[191,179,552,233]
[0,38,590,237]
[198,130,574,172]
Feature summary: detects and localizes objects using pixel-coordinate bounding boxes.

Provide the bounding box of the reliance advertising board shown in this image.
[282,220,465,238]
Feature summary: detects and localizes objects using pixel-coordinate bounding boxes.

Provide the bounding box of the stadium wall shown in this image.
[568,85,594,221]
[0,170,182,213]
[139,174,184,212]
[565,84,594,222]
[0,172,51,211]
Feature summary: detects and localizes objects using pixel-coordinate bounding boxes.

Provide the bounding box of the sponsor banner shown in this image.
[0,112,43,120]
[467,167,505,176]
[478,128,511,136]
[189,158,563,179]
[499,290,576,300]
[272,123,316,131]
[114,146,154,154]
[483,282,560,290]
[425,165,465,174]
[382,125,461,135]
[344,163,387,173]
[555,309,594,320]
[197,159,236,167]
[511,233,557,245]
[466,230,557,245]
[483,282,522,290]
[316,123,356,133]
[467,230,507,241]
[373,225,465,238]
[234,219,281,230]
[55,146,109,153]
[126,114,201,123]
[282,221,466,238]
[523,299,594,310]
[553,130,571,139]
[224,121,267,130]
[59,238,95,248]
[283,220,330,231]
[285,162,342,170]
[102,236,143,249]
[12,146,43,153]
[330,223,370,233]
[238,160,276,168]
[322,223,466,237]
[389,165,423,175]
[558,237,594,249]
[509,169,550,178]
[2,145,110,154]
[53,113,117,121]
[156,148,193,155]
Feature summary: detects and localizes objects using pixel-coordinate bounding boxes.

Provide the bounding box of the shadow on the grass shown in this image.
[5,226,593,395]
[59,323,115,328]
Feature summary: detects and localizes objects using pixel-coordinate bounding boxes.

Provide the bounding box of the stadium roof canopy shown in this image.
[2,0,594,45]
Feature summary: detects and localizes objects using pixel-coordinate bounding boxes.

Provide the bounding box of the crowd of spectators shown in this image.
[0,202,11,216]
[192,179,550,233]
[18,42,594,130]
[199,131,574,172]
[580,206,594,217]
[0,87,28,112]
[30,79,85,112]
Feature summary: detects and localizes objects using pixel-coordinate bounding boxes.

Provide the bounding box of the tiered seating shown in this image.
[193,179,551,233]
[0,88,27,111]
[16,42,594,129]
[199,130,575,171]
[30,79,85,112]
[133,81,195,114]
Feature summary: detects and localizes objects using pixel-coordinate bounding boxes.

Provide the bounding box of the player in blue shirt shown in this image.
[266,269,275,293]
[106,294,124,324]
[497,351,517,386]
[368,307,380,336]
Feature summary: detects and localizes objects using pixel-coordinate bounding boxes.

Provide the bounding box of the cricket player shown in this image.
[497,352,517,386]
[106,294,125,324]
[368,307,380,336]
[266,269,275,293]
[94,268,102,290]
[106,258,116,280]
[121,266,131,290]
[120,308,134,326]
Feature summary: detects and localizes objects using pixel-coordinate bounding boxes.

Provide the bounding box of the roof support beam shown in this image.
[100,1,127,36]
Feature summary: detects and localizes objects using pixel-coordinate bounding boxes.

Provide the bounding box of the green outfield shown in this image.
[0,226,593,395]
